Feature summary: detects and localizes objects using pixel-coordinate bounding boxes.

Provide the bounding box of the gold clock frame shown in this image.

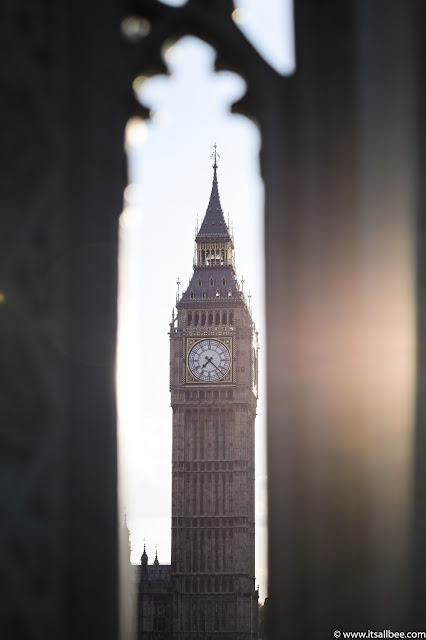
[185,335,234,384]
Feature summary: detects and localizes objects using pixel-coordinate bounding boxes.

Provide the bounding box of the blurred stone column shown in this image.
[0,1,127,638]
[262,1,417,636]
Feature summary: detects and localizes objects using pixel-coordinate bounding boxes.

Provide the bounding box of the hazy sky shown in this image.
[117,0,294,602]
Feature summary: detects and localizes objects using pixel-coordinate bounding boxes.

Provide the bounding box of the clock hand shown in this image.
[202,356,213,369]
[209,359,224,374]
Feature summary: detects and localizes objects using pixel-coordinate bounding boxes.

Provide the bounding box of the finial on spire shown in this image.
[241,275,245,292]
[211,143,220,170]
[176,277,181,302]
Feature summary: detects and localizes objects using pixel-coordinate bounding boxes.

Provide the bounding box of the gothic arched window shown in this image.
[201,312,206,326]
[222,311,227,325]
[187,312,192,326]
[215,312,220,326]
[208,311,213,326]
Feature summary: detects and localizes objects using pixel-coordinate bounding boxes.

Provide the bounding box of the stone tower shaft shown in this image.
[169,160,258,639]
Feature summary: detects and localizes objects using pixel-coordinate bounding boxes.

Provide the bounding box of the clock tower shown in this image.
[169,152,259,639]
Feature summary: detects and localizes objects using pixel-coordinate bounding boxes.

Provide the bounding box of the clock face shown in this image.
[188,339,231,382]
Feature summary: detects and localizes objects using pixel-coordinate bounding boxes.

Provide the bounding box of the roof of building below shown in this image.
[132,564,172,592]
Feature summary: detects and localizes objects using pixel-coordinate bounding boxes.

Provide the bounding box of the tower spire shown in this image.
[211,142,220,170]
[195,147,231,243]
[141,542,148,565]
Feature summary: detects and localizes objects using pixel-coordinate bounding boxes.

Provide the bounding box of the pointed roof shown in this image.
[153,548,159,566]
[196,161,231,241]
[141,544,148,564]
[179,266,244,306]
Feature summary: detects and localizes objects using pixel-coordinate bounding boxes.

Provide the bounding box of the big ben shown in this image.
[169,149,259,639]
